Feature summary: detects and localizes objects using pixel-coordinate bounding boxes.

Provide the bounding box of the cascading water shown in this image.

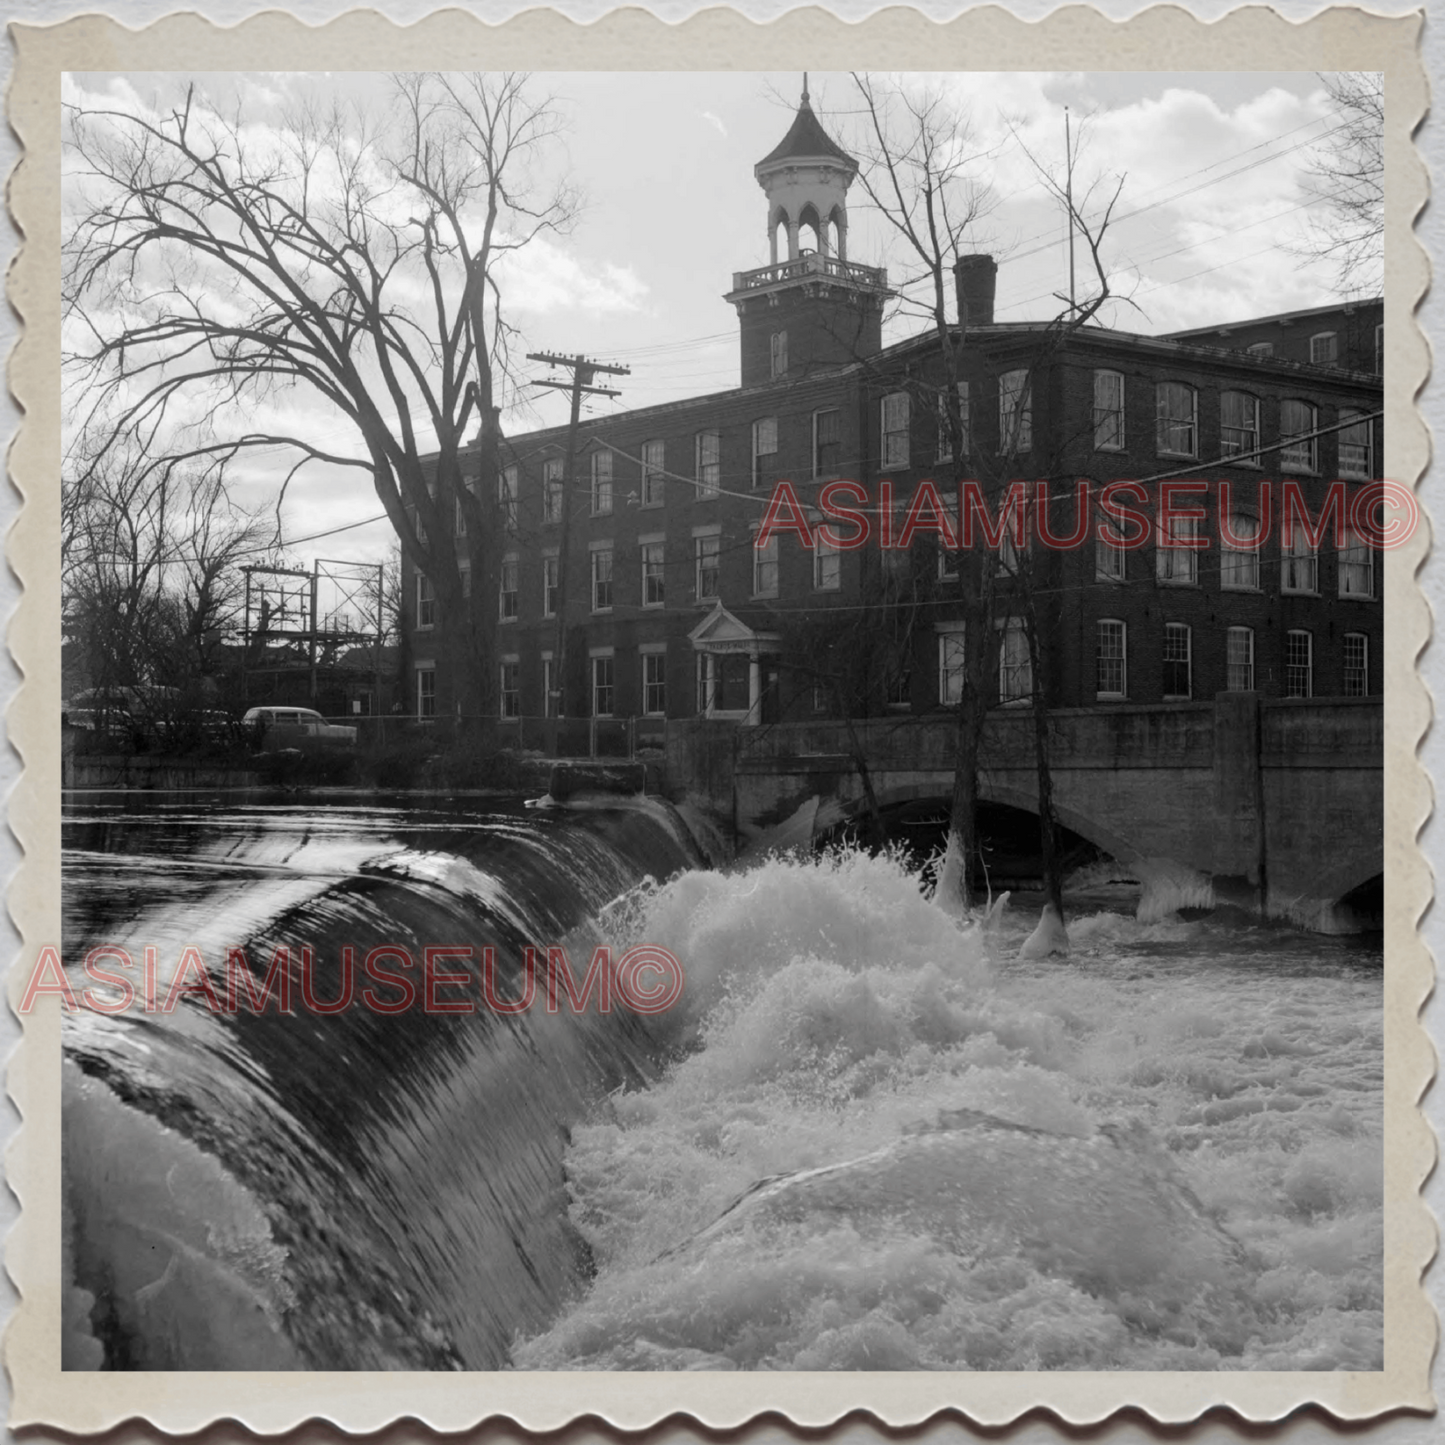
[62,795,704,1370]
[62,799,1382,1372]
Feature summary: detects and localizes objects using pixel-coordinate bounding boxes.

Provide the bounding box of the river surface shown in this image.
[60,793,1383,1372]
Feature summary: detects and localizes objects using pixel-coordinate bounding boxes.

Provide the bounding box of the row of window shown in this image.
[492,650,668,721]
[1245,324,1383,372]
[1092,374,1373,474]
[935,621,1370,707]
[419,510,1374,633]
[484,529,837,623]
[1098,515,1375,598]
[460,378,1373,538]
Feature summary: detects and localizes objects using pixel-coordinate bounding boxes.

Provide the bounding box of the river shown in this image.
[59,793,1383,1372]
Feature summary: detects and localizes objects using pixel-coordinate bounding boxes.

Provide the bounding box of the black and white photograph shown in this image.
[45,53,1400,1385]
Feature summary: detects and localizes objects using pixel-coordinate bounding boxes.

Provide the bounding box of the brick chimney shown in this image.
[954,254,997,328]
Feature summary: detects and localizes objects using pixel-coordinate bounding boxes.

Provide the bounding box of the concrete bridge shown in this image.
[665,696,1383,930]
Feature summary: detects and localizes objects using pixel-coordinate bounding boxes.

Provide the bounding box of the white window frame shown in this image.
[1226,626,1255,692]
[1096,619,1127,699]
[542,552,559,618]
[1155,381,1198,459]
[936,382,970,463]
[1281,523,1319,595]
[499,464,519,531]
[416,572,435,630]
[541,652,556,718]
[1095,511,1126,582]
[591,651,615,718]
[997,618,1031,706]
[640,647,667,717]
[1162,622,1192,701]
[813,527,841,591]
[752,526,779,599]
[1344,632,1369,697]
[590,449,613,516]
[1338,410,1373,481]
[998,369,1032,454]
[751,417,778,488]
[937,625,966,706]
[881,391,911,470]
[1279,399,1319,474]
[543,457,564,524]
[499,657,521,720]
[695,430,721,500]
[1221,514,1261,591]
[1220,390,1261,465]
[1286,630,1313,698]
[1309,331,1338,365]
[694,527,721,601]
[590,543,614,613]
[1156,513,1200,586]
[641,537,666,608]
[1339,526,1375,599]
[1093,369,1125,451]
[770,330,788,379]
[640,439,665,508]
[812,407,842,478]
[1247,341,1274,358]
[499,554,519,621]
[937,503,961,581]
[415,664,436,718]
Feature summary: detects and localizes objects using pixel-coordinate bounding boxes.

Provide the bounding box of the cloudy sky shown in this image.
[64,69,1363,568]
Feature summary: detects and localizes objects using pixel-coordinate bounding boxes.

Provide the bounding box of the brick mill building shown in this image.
[402,90,1384,741]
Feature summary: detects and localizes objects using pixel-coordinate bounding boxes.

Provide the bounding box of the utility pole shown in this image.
[1065,106,1076,316]
[527,352,629,723]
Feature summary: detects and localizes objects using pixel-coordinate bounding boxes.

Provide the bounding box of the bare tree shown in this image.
[1298,73,1383,296]
[849,77,1125,920]
[63,72,576,722]
[62,433,277,719]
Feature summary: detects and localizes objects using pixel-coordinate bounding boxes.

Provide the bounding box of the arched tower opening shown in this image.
[768,206,791,266]
[797,203,823,256]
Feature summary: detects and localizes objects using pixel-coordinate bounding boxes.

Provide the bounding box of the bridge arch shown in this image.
[1293,851,1385,911]
[840,779,1146,869]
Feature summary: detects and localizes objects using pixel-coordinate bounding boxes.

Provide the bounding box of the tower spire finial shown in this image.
[802,73,809,105]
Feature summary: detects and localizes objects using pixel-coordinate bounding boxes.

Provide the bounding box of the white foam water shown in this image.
[516,849,1383,1371]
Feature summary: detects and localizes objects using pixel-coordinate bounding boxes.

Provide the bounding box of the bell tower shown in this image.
[725,81,891,388]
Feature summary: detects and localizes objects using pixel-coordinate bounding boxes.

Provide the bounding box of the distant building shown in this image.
[402,90,1384,732]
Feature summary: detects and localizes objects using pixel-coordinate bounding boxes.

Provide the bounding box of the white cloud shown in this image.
[496,234,649,317]
[700,111,728,139]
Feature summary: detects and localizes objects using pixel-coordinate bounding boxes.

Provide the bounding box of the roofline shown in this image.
[1162,296,1383,339]
[874,320,1384,387]
[468,314,1382,463]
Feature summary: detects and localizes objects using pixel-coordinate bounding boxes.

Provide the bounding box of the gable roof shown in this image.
[688,601,781,653]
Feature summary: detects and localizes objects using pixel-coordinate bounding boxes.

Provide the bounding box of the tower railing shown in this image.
[730,252,888,293]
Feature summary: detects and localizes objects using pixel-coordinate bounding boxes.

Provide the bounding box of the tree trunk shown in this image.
[1022,590,1065,920]
[839,705,887,849]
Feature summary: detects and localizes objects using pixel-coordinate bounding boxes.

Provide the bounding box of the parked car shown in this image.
[242,706,358,750]
[65,684,180,742]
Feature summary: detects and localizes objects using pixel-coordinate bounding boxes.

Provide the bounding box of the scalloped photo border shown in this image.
[5,4,1433,1433]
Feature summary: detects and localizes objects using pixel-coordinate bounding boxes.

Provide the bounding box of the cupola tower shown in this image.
[725,81,891,388]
